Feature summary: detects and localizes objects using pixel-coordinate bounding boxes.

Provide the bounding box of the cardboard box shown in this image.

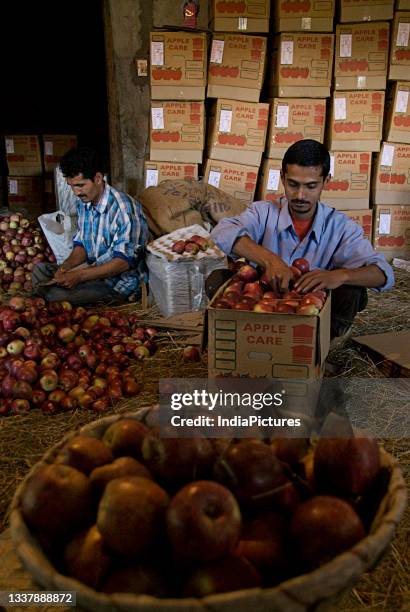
[397,0,410,9]
[257,158,283,201]
[143,161,198,188]
[266,98,326,159]
[322,151,371,209]
[207,34,267,103]
[203,159,258,204]
[384,82,410,144]
[208,282,331,378]
[269,33,334,98]
[372,142,410,205]
[340,0,394,22]
[149,32,207,100]
[334,22,389,91]
[273,0,335,32]
[389,12,410,80]
[207,99,269,166]
[150,101,205,163]
[153,2,208,30]
[328,91,385,152]
[42,135,77,173]
[7,176,43,217]
[354,330,410,378]
[4,135,42,176]
[343,209,373,240]
[210,0,270,32]
[373,204,410,260]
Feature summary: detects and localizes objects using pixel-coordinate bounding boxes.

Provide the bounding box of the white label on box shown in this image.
[340,34,352,58]
[9,179,18,195]
[276,105,289,128]
[379,213,392,235]
[301,17,311,30]
[238,17,247,30]
[211,39,224,64]
[334,97,347,121]
[145,169,159,187]
[208,170,221,188]
[381,144,395,167]
[357,76,366,89]
[396,90,409,113]
[5,138,14,154]
[151,107,164,130]
[219,109,233,133]
[44,141,53,156]
[151,41,164,66]
[281,41,294,65]
[397,22,410,47]
[267,169,280,191]
[329,154,335,177]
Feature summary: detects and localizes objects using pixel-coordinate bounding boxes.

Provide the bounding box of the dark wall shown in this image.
[0,0,109,160]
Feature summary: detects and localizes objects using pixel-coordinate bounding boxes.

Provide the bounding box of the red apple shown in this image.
[182,346,200,362]
[11,398,31,415]
[237,265,259,283]
[253,301,275,313]
[166,481,241,561]
[276,303,296,314]
[297,304,319,316]
[292,258,310,273]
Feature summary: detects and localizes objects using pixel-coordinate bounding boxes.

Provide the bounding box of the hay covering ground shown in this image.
[0,270,409,610]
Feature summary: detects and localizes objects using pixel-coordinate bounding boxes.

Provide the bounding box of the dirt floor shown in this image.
[0,269,409,610]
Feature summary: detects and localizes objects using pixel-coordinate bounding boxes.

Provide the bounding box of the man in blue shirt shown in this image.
[32,147,149,305]
[209,140,394,340]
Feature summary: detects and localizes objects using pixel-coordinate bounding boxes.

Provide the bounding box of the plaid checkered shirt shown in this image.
[73,182,149,297]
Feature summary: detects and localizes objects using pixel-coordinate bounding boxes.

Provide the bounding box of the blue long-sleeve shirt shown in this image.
[211,197,394,291]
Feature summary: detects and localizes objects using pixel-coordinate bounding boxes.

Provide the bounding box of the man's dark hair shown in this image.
[282,139,330,178]
[60,146,105,180]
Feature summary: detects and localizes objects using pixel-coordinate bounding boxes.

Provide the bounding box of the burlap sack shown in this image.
[139,179,248,236]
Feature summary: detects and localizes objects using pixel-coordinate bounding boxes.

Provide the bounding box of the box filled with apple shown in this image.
[10,409,406,610]
[210,259,326,315]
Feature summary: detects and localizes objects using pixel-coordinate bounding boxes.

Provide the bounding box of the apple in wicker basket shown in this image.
[14,417,406,606]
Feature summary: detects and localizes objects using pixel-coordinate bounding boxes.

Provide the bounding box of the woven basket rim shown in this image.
[9,407,408,612]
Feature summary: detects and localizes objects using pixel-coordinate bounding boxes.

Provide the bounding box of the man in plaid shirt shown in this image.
[32,147,149,305]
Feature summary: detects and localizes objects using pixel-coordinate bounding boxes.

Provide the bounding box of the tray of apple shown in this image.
[211,259,326,315]
[9,408,407,612]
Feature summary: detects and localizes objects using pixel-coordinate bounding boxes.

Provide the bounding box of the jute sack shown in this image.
[139,179,248,236]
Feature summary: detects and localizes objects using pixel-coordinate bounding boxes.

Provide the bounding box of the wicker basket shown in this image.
[10,408,407,612]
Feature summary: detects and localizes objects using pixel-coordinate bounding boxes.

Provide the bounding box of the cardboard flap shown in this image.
[353,330,410,370]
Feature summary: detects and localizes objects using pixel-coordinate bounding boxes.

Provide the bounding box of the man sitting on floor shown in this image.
[208,140,394,342]
[32,146,149,305]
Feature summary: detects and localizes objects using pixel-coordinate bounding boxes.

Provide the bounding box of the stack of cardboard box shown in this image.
[259,2,335,201]
[203,8,269,205]
[371,8,410,261]
[4,134,77,218]
[146,31,207,188]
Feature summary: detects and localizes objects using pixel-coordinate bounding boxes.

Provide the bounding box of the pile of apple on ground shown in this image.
[0,297,164,417]
[21,420,383,598]
[212,259,326,315]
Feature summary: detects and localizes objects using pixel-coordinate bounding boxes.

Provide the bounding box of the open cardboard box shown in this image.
[207,279,331,379]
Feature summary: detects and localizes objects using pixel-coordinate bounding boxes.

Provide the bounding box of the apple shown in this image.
[97,476,169,557]
[90,457,152,495]
[8,296,26,312]
[253,301,276,313]
[290,495,365,569]
[58,327,76,343]
[292,258,310,273]
[237,264,259,283]
[276,303,295,314]
[166,481,241,561]
[243,282,263,298]
[271,438,309,465]
[10,398,31,414]
[12,380,33,400]
[224,281,243,295]
[134,345,150,361]
[171,240,186,254]
[39,370,59,392]
[297,304,319,316]
[234,301,254,311]
[59,369,79,392]
[314,437,380,497]
[236,511,287,570]
[40,352,60,371]
[103,419,149,459]
[6,339,25,355]
[64,525,111,589]
[57,435,113,475]
[16,366,37,385]
[301,294,323,309]
[31,389,46,405]
[182,346,200,362]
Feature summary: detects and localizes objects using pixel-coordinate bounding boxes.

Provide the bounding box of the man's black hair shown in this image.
[60,146,105,180]
[282,139,330,178]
